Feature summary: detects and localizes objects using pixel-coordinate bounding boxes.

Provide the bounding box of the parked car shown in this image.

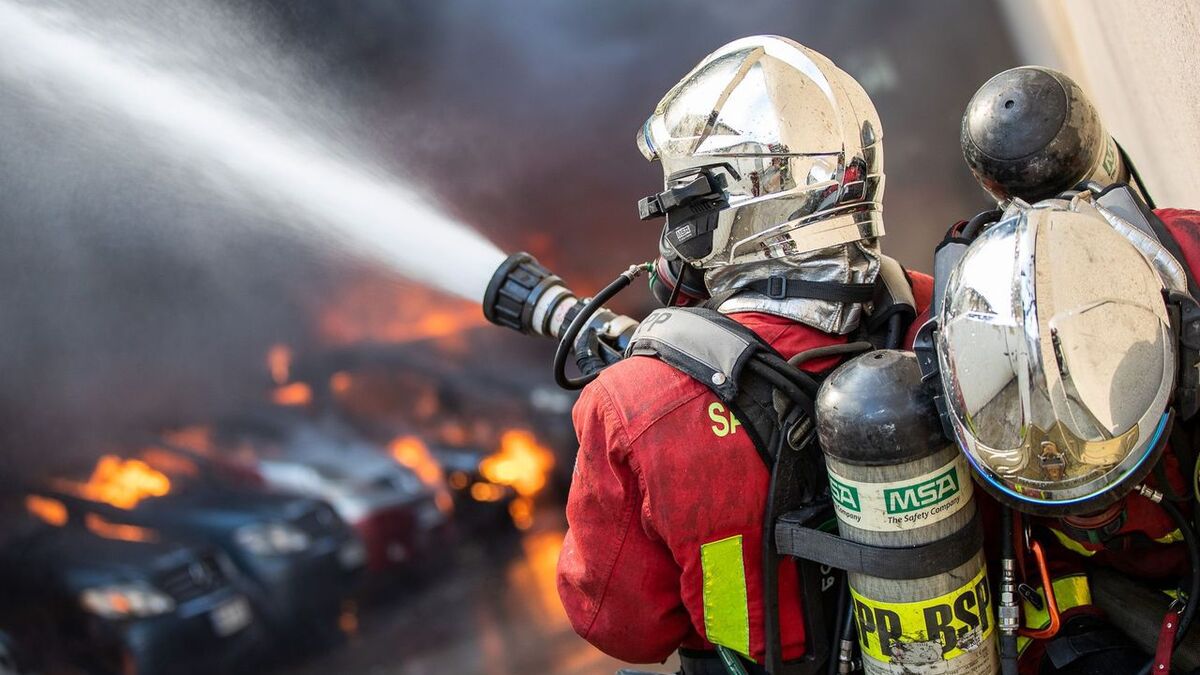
[0,501,262,675]
[428,442,517,531]
[199,409,452,572]
[34,446,365,639]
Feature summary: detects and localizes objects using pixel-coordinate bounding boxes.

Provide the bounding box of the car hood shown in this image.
[10,525,207,588]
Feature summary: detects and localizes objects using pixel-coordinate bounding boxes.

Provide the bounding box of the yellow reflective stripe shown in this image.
[1017,574,1092,655]
[700,535,751,657]
[1049,528,1097,557]
[1154,529,1184,544]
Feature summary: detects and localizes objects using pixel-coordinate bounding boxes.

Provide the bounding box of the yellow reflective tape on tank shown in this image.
[1019,573,1091,648]
[1049,528,1097,557]
[700,535,751,657]
[852,566,994,665]
[1155,529,1184,544]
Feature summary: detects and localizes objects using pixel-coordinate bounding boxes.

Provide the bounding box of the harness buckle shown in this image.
[766,276,788,299]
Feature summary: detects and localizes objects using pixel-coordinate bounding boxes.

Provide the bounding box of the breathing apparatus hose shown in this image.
[1133,495,1199,675]
[1000,506,1020,675]
[552,264,650,390]
[961,209,1003,241]
[827,581,856,675]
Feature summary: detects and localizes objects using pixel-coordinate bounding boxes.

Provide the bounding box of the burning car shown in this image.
[168,410,453,572]
[33,448,366,640]
[424,429,556,532]
[0,496,261,675]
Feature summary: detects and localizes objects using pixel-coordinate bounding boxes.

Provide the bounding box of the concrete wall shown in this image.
[1000,0,1200,207]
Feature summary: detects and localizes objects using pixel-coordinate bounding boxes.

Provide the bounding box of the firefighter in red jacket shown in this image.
[938,65,1200,674]
[556,36,931,672]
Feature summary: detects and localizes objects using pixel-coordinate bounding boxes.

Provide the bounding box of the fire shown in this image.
[85,513,158,543]
[330,371,353,395]
[508,496,534,530]
[267,343,293,385]
[26,495,68,526]
[317,279,485,348]
[388,436,443,486]
[266,343,312,406]
[479,429,556,498]
[162,425,214,456]
[439,421,469,446]
[55,455,172,510]
[272,381,313,406]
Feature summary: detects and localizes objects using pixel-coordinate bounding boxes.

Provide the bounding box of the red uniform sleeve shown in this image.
[557,379,693,663]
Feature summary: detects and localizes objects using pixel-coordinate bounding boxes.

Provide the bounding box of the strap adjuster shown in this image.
[766,276,787,299]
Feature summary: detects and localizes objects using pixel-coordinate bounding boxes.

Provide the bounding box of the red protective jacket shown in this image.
[558,271,933,664]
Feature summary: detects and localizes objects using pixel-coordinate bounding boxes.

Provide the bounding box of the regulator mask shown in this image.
[639,163,737,306]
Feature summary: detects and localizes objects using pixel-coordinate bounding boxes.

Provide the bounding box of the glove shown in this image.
[574,327,624,377]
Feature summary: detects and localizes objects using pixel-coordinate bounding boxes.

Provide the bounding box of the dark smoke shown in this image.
[0,0,1018,482]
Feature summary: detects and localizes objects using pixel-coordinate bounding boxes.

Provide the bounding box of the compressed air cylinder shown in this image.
[816,351,997,674]
[961,66,1126,204]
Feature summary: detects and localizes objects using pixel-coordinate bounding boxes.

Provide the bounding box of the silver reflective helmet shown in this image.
[937,202,1175,515]
[636,36,883,269]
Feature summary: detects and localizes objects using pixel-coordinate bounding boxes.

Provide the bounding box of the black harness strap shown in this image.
[705,277,877,311]
[775,509,984,579]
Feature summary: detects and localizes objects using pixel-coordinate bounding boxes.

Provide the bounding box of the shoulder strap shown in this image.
[1096,184,1200,300]
[627,307,799,468]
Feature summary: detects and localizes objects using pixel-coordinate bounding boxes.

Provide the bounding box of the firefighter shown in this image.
[555,36,932,673]
[935,66,1200,673]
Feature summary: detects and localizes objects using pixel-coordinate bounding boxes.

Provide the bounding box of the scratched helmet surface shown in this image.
[936,201,1175,515]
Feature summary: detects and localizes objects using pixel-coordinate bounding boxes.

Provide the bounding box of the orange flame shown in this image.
[26,495,68,526]
[85,513,158,543]
[330,371,353,395]
[388,436,443,486]
[267,343,293,385]
[508,496,534,530]
[272,382,313,407]
[162,425,214,456]
[55,455,172,510]
[479,430,556,498]
[318,280,485,348]
[389,436,454,514]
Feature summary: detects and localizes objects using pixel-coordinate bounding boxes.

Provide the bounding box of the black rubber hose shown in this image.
[1134,496,1199,675]
[787,341,873,370]
[961,209,1003,240]
[753,352,821,397]
[553,267,642,390]
[884,313,905,350]
[1000,506,1019,675]
[747,358,813,412]
[827,581,854,675]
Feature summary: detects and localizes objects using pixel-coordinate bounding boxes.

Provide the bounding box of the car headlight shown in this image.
[234,522,311,556]
[80,583,175,618]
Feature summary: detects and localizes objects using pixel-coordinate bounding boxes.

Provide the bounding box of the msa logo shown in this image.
[885,466,960,514]
[830,476,860,512]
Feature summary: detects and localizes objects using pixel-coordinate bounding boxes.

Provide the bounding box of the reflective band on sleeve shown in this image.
[1049,528,1097,557]
[1017,574,1092,656]
[700,535,751,657]
[1155,528,1184,544]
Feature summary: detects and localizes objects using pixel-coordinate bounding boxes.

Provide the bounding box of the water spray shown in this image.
[0,0,503,302]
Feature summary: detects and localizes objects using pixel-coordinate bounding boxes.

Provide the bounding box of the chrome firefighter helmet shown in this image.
[937,201,1175,515]
[636,36,884,270]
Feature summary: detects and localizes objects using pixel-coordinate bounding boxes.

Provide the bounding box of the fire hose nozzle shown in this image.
[483,251,575,338]
[483,251,645,390]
